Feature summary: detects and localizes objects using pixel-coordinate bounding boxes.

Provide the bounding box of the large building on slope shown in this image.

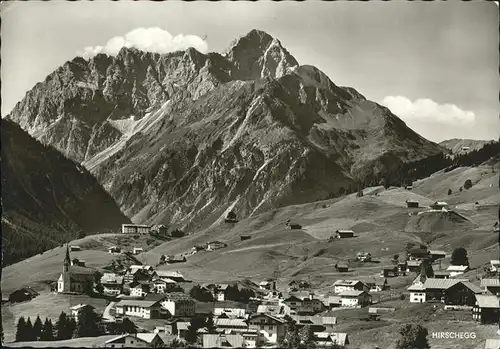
[57,244,97,293]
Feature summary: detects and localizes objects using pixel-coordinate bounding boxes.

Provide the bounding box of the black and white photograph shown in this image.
[1,1,499,348]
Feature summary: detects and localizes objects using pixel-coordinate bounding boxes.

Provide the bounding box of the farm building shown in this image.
[240,235,251,241]
[446,265,469,277]
[406,200,419,208]
[407,248,430,260]
[108,246,121,254]
[70,245,81,251]
[335,263,349,273]
[335,230,354,238]
[430,201,449,210]
[71,258,86,267]
[429,250,446,260]
[8,287,39,303]
[156,270,186,282]
[473,295,500,324]
[406,260,422,272]
[381,266,399,278]
[290,315,337,332]
[167,255,187,264]
[356,251,371,262]
[333,280,368,294]
[122,224,153,234]
[423,279,481,305]
[288,223,302,230]
[206,241,227,251]
[104,333,164,348]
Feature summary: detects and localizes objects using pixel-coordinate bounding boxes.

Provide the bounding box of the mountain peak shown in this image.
[224,29,299,81]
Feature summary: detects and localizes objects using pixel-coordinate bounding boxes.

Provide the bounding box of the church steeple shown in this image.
[64,243,71,272]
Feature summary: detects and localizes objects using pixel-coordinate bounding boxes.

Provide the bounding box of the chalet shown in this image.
[132,247,144,255]
[71,258,86,267]
[446,265,469,277]
[363,278,389,292]
[100,273,124,295]
[423,278,481,305]
[108,246,121,254]
[8,287,39,303]
[473,295,500,324]
[156,270,185,283]
[335,263,349,273]
[301,294,326,313]
[315,332,349,347]
[406,260,422,272]
[381,266,399,278]
[333,280,368,294]
[490,260,500,272]
[335,230,355,238]
[129,281,152,297]
[70,245,81,251]
[408,248,430,261]
[70,304,95,322]
[430,201,448,210]
[122,224,153,234]
[240,235,251,241]
[160,292,196,317]
[203,334,244,348]
[429,250,447,261]
[290,315,337,333]
[214,318,248,331]
[434,271,451,279]
[104,333,164,348]
[206,241,227,251]
[202,284,230,301]
[283,295,303,313]
[356,252,372,262]
[248,313,287,345]
[338,290,372,307]
[115,299,166,319]
[152,278,175,294]
[124,268,152,285]
[408,283,426,303]
[481,279,500,295]
[167,255,187,264]
[406,200,419,208]
[214,302,247,318]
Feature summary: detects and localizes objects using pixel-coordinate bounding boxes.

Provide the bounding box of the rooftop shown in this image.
[333,280,361,286]
[338,290,367,297]
[116,299,161,308]
[214,318,248,328]
[105,333,160,345]
[475,295,500,309]
[481,279,500,288]
[446,265,469,272]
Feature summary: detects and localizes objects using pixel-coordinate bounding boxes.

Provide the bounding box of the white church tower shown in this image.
[57,244,71,293]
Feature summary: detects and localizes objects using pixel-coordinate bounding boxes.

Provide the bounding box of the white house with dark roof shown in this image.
[115,299,165,319]
[407,283,426,303]
[314,332,349,347]
[338,290,372,307]
[446,265,469,277]
[473,295,500,324]
[333,280,368,294]
[160,292,196,317]
[214,302,247,318]
[202,334,244,348]
[248,313,287,345]
[104,332,164,348]
[481,279,500,295]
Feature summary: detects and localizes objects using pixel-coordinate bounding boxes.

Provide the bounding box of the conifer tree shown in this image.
[75,306,102,338]
[25,317,34,341]
[15,317,26,342]
[33,315,43,341]
[56,312,70,340]
[41,318,54,341]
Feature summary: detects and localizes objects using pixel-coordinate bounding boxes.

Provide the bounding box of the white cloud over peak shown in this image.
[381,96,476,125]
[78,27,209,58]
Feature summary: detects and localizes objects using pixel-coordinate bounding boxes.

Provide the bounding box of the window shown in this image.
[260,326,264,330]
[268,326,273,330]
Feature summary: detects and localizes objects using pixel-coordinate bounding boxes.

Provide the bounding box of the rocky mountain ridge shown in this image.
[7,29,443,230]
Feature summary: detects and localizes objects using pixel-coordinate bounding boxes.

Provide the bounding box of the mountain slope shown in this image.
[439,138,494,154]
[1,120,130,265]
[7,29,443,230]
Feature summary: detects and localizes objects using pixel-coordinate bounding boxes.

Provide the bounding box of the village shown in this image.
[5,191,500,349]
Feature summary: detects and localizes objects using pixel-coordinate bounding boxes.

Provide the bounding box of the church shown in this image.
[58,244,97,294]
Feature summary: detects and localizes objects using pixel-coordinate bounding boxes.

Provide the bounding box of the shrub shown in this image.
[464,179,473,190]
[447,189,452,195]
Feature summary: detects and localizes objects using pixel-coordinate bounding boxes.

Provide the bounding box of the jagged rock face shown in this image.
[7,29,442,230]
[1,120,130,265]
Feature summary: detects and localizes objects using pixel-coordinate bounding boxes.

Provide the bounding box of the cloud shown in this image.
[381,96,476,125]
[78,27,208,58]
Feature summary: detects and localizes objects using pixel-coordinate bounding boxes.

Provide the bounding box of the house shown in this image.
[434,271,451,279]
[423,278,480,305]
[132,247,144,255]
[397,261,408,274]
[288,223,302,230]
[122,224,152,234]
[408,283,426,303]
[490,260,500,272]
[408,248,430,260]
[481,279,500,295]
[301,294,326,313]
[473,295,500,324]
[333,280,368,294]
[115,299,166,319]
[446,265,469,277]
[406,260,422,272]
[429,250,446,261]
[283,295,303,313]
[206,241,227,251]
[314,332,349,347]
[70,245,81,251]
[327,296,342,308]
[290,315,337,332]
[259,280,276,290]
[203,334,244,348]
[362,278,389,292]
[104,333,164,348]
[215,284,230,301]
[129,281,151,297]
[176,321,190,339]
[485,339,500,349]
[157,225,168,236]
[240,235,251,241]
[166,255,187,264]
[124,268,152,285]
[335,263,349,272]
[8,287,39,303]
[406,200,419,208]
[430,201,448,210]
[101,273,124,295]
[248,313,287,345]
[108,246,121,254]
[70,258,86,267]
[160,292,196,317]
[152,278,176,294]
[356,252,372,262]
[256,304,283,316]
[70,304,95,322]
[58,245,98,294]
[381,266,399,277]
[338,290,372,307]
[335,230,355,238]
[214,302,247,318]
[156,270,185,282]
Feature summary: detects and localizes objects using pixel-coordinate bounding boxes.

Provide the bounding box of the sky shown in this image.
[1,1,498,142]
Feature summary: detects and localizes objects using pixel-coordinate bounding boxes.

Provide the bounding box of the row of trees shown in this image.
[189,284,256,303]
[15,308,138,343]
